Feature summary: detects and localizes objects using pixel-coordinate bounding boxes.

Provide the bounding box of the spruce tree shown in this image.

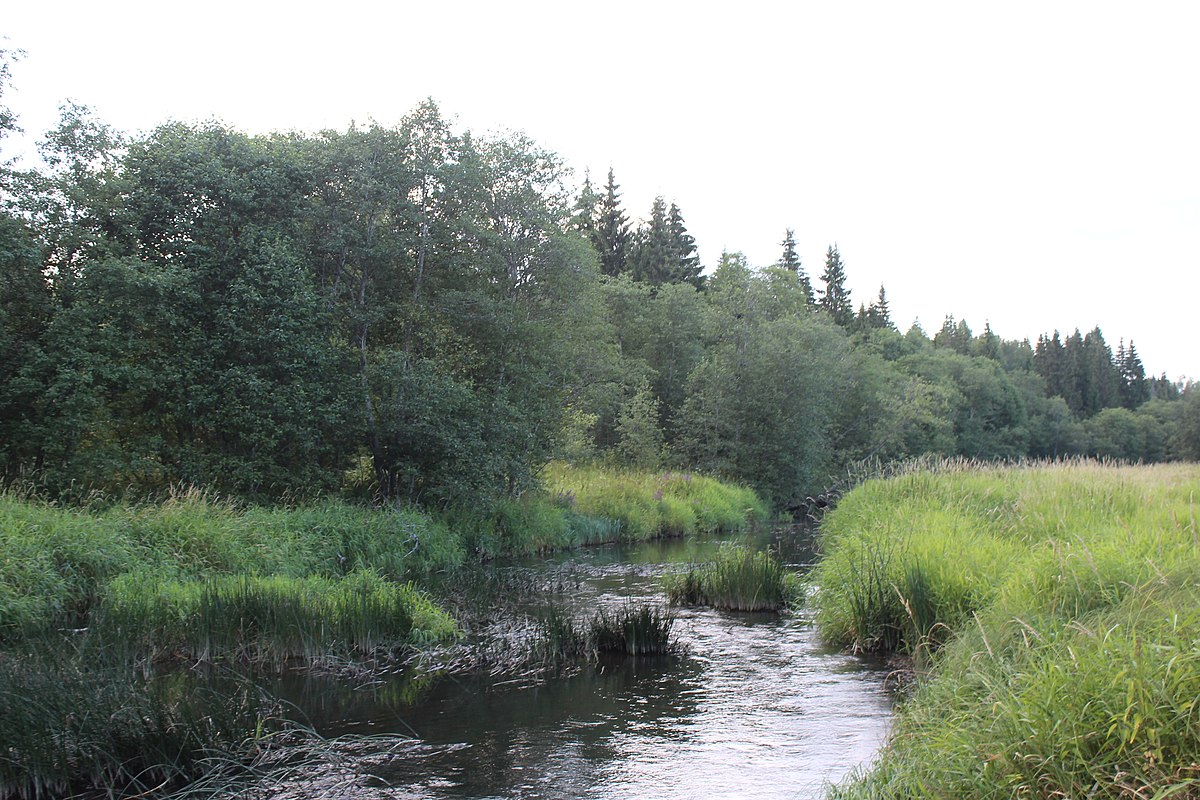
[777,229,813,305]
[593,167,630,277]
[571,170,599,239]
[628,195,674,285]
[1081,326,1120,415]
[817,244,853,326]
[667,202,703,288]
[865,285,892,329]
[1117,338,1150,409]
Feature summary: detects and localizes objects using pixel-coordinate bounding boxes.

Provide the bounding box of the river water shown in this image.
[271,527,892,799]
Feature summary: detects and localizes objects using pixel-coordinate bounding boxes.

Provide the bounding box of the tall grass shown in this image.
[589,603,677,656]
[543,461,767,544]
[666,544,802,612]
[100,569,458,666]
[0,640,277,799]
[816,460,1200,799]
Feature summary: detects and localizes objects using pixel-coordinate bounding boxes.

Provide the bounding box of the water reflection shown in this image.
[272,526,891,799]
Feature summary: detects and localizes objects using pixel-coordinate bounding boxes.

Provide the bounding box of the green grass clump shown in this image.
[543,461,766,543]
[589,603,677,656]
[532,601,678,667]
[100,569,458,665]
[666,544,801,612]
[815,460,1200,799]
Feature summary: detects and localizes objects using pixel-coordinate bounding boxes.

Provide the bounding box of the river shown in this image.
[268,526,892,799]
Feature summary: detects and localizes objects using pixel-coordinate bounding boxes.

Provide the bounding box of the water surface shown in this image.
[275,528,892,799]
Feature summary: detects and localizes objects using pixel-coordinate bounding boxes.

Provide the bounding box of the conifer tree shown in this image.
[593,167,630,277]
[975,321,1000,360]
[865,285,892,329]
[667,202,704,288]
[1080,326,1120,415]
[817,244,852,326]
[629,195,674,285]
[1117,338,1150,409]
[777,229,813,305]
[571,170,599,239]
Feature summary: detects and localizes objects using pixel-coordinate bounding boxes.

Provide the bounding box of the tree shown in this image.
[817,244,853,326]
[615,379,664,469]
[934,315,973,355]
[628,195,674,285]
[777,229,813,305]
[675,314,850,507]
[1080,326,1120,416]
[1116,339,1150,409]
[1174,387,1200,461]
[667,202,703,288]
[571,170,599,238]
[865,285,893,330]
[593,167,630,277]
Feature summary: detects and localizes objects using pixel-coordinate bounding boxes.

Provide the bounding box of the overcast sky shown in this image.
[4,1,1197,379]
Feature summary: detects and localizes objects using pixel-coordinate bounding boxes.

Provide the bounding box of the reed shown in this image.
[666,544,801,612]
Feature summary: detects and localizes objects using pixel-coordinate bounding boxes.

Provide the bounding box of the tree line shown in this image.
[1,62,1197,510]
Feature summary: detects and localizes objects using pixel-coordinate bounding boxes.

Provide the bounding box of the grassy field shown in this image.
[812,460,1200,799]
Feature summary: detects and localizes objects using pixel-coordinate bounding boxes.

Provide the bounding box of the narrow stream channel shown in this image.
[271,526,893,799]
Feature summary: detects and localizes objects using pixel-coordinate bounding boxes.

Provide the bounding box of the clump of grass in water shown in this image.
[665,544,801,612]
[589,604,677,656]
[528,601,678,670]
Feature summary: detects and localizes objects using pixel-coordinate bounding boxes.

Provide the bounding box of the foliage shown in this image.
[0,641,276,799]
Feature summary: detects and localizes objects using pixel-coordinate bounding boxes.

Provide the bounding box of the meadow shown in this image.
[812,460,1200,798]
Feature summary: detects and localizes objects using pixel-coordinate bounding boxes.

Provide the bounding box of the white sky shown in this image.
[4,1,1198,379]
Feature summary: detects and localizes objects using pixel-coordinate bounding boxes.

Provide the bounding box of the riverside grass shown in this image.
[814,460,1200,799]
[0,465,764,639]
[0,464,763,797]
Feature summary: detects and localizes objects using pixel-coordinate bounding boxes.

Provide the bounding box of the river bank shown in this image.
[0,463,766,798]
[812,460,1200,798]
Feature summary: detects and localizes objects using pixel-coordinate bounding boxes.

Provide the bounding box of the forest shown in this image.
[1,79,1197,512]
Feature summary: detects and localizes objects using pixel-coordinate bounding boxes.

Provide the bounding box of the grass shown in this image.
[0,462,763,795]
[589,603,677,656]
[542,462,767,544]
[0,640,278,799]
[100,569,458,666]
[666,544,802,612]
[814,459,1200,799]
[529,601,679,669]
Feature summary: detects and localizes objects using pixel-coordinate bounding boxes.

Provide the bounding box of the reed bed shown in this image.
[815,460,1200,799]
[666,544,802,612]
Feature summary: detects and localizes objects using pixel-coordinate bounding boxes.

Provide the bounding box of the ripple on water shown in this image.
[274,530,892,799]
